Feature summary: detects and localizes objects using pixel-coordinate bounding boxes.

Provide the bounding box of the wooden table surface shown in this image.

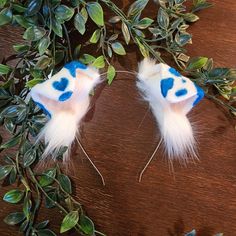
[0,0,236,235]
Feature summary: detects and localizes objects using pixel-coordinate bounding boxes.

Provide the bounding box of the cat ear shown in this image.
[30,61,100,158]
[137,58,204,180]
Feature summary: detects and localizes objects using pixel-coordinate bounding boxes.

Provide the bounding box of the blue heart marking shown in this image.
[52,77,69,91]
[160,77,174,98]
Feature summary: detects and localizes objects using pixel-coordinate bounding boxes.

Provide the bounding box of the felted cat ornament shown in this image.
[30,61,101,159]
[137,58,204,179]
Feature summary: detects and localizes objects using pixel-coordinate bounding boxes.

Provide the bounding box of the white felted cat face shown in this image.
[31,61,100,118]
[137,59,204,115]
[30,61,101,158]
[137,58,204,161]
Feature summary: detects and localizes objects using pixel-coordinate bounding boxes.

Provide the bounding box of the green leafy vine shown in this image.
[0,0,234,235]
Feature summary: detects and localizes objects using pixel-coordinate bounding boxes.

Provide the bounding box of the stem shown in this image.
[100,0,127,22]
[62,24,73,61]
[138,37,164,63]
[205,93,236,112]
[28,168,82,234]
[46,0,52,36]
[28,167,68,215]
[100,0,164,63]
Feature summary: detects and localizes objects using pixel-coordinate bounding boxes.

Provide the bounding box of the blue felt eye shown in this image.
[182,79,186,83]
[175,89,188,97]
[160,78,174,98]
[58,91,73,102]
[193,85,204,106]
[53,77,69,91]
[169,67,181,77]
[64,61,87,77]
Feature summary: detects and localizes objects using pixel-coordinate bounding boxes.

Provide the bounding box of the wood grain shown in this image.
[0,0,236,235]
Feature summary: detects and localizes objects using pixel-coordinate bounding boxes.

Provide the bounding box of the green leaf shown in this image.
[80,7,88,22]
[26,78,44,88]
[192,1,213,12]
[185,229,196,236]
[1,105,24,118]
[79,215,95,235]
[55,5,74,22]
[14,15,32,28]
[108,16,121,24]
[56,146,68,157]
[3,189,24,204]
[209,68,229,78]
[52,18,62,37]
[0,0,7,8]
[133,28,145,38]
[74,13,86,35]
[45,191,57,209]
[35,220,49,230]
[9,167,17,184]
[58,174,72,194]
[55,50,65,64]
[86,2,104,26]
[4,118,14,133]
[0,165,12,180]
[4,212,25,225]
[107,45,112,58]
[228,69,236,81]
[135,37,149,57]
[38,36,50,55]
[0,64,11,75]
[39,168,56,187]
[23,149,37,167]
[80,54,96,64]
[60,211,79,233]
[74,44,81,58]
[37,229,57,236]
[107,65,116,85]
[23,196,32,219]
[25,0,42,16]
[13,44,30,53]
[136,18,154,29]
[157,8,169,29]
[176,33,192,46]
[92,55,105,68]
[128,0,149,18]
[186,57,208,70]
[19,220,29,232]
[0,135,21,149]
[35,56,51,70]
[175,0,185,3]
[89,29,101,44]
[0,8,12,26]
[122,22,130,45]
[111,42,126,55]
[183,13,199,22]
[203,58,213,71]
[12,3,27,13]
[23,26,46,41]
